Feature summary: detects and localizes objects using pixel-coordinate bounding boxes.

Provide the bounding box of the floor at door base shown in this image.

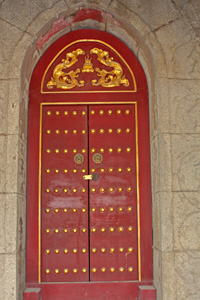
[25,282,155,300]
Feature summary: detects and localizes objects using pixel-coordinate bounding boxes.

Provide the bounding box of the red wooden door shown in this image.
[40,104,138,282]
[26,29,154,299]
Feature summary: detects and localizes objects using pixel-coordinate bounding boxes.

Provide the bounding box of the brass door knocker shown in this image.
[93,153,103,168]
[74,153,84,168]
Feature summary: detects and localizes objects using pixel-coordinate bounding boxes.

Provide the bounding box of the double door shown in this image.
[41,104,138,282]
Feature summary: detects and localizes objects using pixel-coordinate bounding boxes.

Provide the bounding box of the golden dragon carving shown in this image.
[47,49,85,90]
[90,48,129,88]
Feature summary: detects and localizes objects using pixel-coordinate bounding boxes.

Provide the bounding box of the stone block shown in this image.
[109,0,151,37]
[0,19,23,79]
[153,249,162,300]
[153,192,173,251]
[0,135,7,193]
[17,138,27,196]
[17,250,26,300]
[171,134,200,192]
[175,252,200,300]
[5,134,19,193]
[17,194,26,252]
[151,133,172,193]
[0,80,8,135]
[153,250,176,300]
[26,1,66,37]
[155,78,170,133]
[7,80,20,136]
[114,0,179,32]
[174,0,200,37]
[0,0,58,31]
[139,286,156,300]
[0,194,6,253]
[23,288,41,300]
[169,40,200,79]
[155,17,196,79]
[169,79,200,134]
[106,15,139,57]
[141,32,167,78]
[4,194,17,253]
[71,18,106,32]
[11,33,36,79]
[66,0,110,9]
[162,252,175,300]
[173,192,200,251]
[1,253,17,300]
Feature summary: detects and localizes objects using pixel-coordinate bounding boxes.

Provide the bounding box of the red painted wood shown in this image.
[41,105,89,282]
[23,288,41,300]
[89,104,138,281]
[27,282,154,300]
[139,286,156,300]
[27,29,154,298]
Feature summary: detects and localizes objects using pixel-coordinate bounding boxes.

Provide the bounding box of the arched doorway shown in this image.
[25,29,155,299]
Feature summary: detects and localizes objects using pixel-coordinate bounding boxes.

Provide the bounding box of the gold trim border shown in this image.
[40,39,137,94]
[38,104,43,283]
[38,101,141,282]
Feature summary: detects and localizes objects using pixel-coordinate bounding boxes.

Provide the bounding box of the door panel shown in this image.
[89,105,138,281]
[40,104,138,283]
[41,105,89,282]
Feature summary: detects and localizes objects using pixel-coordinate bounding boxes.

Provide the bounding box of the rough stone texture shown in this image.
[168,79,200,134]
[0,1,199,299]
[171,134,200,192]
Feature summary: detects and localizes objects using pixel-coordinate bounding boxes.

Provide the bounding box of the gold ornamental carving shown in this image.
[46,47,129,90]
[90,48,129,88]
[47,49,85,90]
[82,55,94,73]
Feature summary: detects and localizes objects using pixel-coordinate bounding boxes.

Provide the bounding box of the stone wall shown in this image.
[0,1,199,299]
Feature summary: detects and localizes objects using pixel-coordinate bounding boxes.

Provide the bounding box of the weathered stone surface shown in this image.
[175,251,200,300]
[1,253,17,300]
[26,0,67,37]
[16,250,26,300]
[0,19,23,80]
[155,78,170,133]
[71,17,106,31]
[112,0,180,32]
[17,194,26,252]
[108,0,151,37]
[0,80,8,135]
[142,32,167,78]
[173,0,200,37]
[17,138,26,196]
[0,194,6,253]
[66,0,111,9]
[0,135,7,193]
[169,79,200,134]
[11,33,36,79]
[5,135,19,193]
[153,192,173,251]
[0,0,59,31]
[4,194,17,253]
[153,249,162,300]
[171,134,200,192]
[173,192,200,252]
[170,40,200,79]
[151,133,172,193]
[7,80,20,136]
[106,15,140,57]
[155,16,196,78]
[162,251,175,300]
